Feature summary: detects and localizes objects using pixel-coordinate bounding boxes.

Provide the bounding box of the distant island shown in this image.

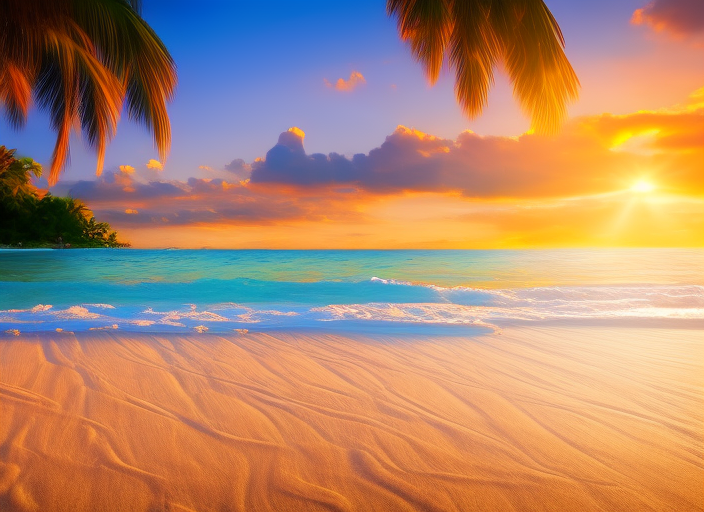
[0,146,128,248]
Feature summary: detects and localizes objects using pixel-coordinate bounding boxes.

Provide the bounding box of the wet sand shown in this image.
[0,327,702,511]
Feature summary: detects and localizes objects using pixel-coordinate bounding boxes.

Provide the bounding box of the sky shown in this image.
[3,0,704,248]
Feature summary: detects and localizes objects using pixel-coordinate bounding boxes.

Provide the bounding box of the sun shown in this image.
[631,180,656,193]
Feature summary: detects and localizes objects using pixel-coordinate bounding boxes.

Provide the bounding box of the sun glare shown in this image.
[631,180,656,193]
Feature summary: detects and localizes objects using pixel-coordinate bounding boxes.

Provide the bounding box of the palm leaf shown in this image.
[0,0,176,183]
[387,0,452,83]
[388,0,579,133]
[0,63,33,128]
[36,24,123,184]
[73,0,177,162]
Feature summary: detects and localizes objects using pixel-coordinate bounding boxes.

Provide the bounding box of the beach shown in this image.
[2,0,702,508]
[1,326,701,511]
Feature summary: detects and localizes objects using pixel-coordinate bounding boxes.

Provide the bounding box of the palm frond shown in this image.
[73,0,177,162]
[0,0,68,127]
[0,63,33,128]
[37,24,122,184]
[450,0,501,118]
[496,0,579,133]
[388,0,452,83]
[387,0,579,134]
[0,0,176,183]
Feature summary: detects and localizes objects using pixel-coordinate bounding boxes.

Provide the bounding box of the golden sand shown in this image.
[0,327,702,511]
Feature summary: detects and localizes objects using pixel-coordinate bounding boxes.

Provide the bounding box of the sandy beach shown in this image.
[0,326,702,511]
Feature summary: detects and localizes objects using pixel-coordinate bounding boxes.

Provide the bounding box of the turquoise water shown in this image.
[1,249,703,333]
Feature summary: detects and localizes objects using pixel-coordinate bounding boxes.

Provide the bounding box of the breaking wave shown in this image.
[1,280,702,334]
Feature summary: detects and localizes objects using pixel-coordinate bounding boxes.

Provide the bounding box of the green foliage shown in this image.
[0,146,129,248]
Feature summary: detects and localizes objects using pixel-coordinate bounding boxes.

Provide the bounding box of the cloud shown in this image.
[67,169,360,229]
[223,159,253,180]
[632,0,704,37]
[64,91,703,248]
[324,71,366,92]
[146,159,164,171]
[224,159,247,173]
[249,99,704,198]
[119,165,135,174]
[198,165,214,172]
[69,173,187,202]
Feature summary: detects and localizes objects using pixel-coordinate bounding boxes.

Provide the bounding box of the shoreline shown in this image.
[4,317,704,338]
[1,325,702,511]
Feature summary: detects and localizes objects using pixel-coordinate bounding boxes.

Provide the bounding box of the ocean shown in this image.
[1,249,703,334]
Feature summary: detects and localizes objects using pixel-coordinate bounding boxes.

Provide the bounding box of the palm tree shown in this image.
[0,0,176,185]
[387,0,579,134]
[0,146,43,208]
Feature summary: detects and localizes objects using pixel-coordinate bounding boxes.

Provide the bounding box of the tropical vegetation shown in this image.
[0,146,128,247]
[0,0,177,185]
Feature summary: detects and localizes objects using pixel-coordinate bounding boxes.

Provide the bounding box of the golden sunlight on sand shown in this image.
[0,327,702,511]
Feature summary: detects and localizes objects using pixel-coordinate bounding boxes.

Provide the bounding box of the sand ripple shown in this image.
[0,327,702,511]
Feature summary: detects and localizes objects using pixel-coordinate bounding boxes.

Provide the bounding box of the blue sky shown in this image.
[2,0,702,184]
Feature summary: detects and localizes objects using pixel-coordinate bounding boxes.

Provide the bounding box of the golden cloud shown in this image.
[632,0,704,38]
[146,159,164,171]
[324,71,366,92]
[69,89,704,248]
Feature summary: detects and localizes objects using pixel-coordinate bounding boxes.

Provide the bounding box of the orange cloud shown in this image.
[632,0,704,38]
[146,159,164,171]
[68,90,704,248]
[113,190,704,249]
[248,93,703,198]
[324,71,366,92]
[119,165,135,174]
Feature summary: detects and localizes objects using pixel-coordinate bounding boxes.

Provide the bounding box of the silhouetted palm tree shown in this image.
[387,0,579,133]
[0,0,177,184]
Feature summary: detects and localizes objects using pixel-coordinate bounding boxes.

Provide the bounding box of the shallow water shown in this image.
[1,249,702,333]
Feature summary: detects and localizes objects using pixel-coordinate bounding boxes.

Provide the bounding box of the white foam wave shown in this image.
[130,319,156,327]
[370,276,413,286]
[313,303,495,325]
[369,278,704,318]
[314,300,704,326]
[316,282,704,326]
[1,304,53,314]
[143,307,229,323]
[83,303,116,309]
[53,306,101,319]
[2,284,702,332]
[88,324,119,331]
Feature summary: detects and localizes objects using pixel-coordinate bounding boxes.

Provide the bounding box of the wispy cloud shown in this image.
[324,71,366,92]
[632,0,704,38]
